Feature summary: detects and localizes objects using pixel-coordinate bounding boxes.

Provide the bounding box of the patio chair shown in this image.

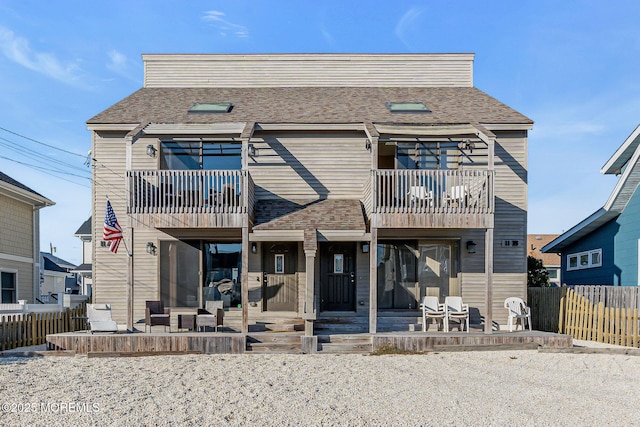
[86,304,119,333]
[504,297,532,332]
[420,296,445,331]
[408,186,433,208]
[444,296,469,332]
[197,300,224,332]
[145,300,170,333]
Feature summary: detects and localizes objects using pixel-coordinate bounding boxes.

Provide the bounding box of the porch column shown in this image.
[303,229,318,336]
[127,226,134,332]
[242,226,249,334]
[369,228,378,333]
[303,249,317,336]
[484,227,494,334]
[484,129,495,334]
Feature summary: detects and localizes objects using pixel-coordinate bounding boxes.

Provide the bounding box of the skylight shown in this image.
[188,102,233,113]
[386,102,430,113]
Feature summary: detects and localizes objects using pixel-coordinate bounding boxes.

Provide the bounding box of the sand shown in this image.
[1,350,639,426]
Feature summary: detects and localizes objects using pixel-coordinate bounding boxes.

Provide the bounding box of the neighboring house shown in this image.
[39,252,78,297]
[527,234,560,286]
[543,124,640,286]
[87,53,533,332]
[0,171,54,303]
[71,217,92,297]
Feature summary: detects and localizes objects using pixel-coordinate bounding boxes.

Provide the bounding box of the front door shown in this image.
[262,243,297,311]
[320,242,356,311]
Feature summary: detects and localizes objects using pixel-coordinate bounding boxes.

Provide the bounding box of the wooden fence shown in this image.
[0,305,86,351]
[559,288,639,347]
[527,287,567,332]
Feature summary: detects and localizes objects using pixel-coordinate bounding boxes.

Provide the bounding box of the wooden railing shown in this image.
[372,169,493,214]
[0,305,86,351]
[127,170,250,214]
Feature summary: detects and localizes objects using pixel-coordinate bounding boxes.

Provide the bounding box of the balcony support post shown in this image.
[369,228,378,333]
[484,129,496,334]
[241,226,249,334]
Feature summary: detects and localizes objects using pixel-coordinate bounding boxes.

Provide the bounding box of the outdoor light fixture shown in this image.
[460,139,475,153]
[251,242,257,254]
[364,140,372,151]
[146,144,157,158]
[248,144,257,157]
[361,242,370,253]
[146,242,157,255]
[466,240,477,254]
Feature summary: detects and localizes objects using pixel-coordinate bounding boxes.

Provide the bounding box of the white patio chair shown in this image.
[409,186,433,207]
[444,296,469,332]
[87,304,119,333]
[420,296,445,331]
[504,297,532,332]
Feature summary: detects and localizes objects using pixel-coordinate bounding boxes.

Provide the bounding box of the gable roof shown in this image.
[543,124,640,253]
[0,171,54,207]
[75,216,92,236]
[41,252,77,272]
[87,86,532,126]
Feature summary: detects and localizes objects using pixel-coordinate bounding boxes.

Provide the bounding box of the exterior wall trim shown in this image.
[0,252,33,264]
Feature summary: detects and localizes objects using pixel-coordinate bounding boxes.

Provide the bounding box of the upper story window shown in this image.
[567,249,602,271]
[160,140,241,170]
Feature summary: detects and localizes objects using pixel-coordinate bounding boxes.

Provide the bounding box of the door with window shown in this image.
[320,243,356,311]
[262,243,297,311]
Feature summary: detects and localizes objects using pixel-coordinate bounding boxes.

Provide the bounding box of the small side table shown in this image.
[178,314,196,331]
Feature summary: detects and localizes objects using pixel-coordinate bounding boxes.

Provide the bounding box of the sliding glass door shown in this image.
[159,240,242,308]
[377,240,458,309]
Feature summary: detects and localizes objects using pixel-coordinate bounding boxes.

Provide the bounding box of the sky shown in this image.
[1,0,639,265]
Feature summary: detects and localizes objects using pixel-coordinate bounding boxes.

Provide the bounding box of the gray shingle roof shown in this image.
[0,171,44,198]
[254,199,366,231]
[87,87,532,126]
[75,216,92,235]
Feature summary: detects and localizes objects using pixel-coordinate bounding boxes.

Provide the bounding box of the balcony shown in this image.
[127,170,254,228]
[368,169,494,228]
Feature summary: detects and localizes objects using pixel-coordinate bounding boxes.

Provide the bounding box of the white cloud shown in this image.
[395,6,426,50]
[106,49,140,82]
[0,25,85,87]
[202,10,249,38]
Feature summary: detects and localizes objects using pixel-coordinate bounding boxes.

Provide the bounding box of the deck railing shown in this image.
[372,169,493,214]
[127,170,250,214]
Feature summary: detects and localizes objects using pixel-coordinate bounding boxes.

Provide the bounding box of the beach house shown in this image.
[543,124,640,286]
[0,171,54,304]
[87,53,533,334]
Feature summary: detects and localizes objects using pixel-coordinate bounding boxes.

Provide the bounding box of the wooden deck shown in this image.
[46,332,246,355]
[46,330,572,355]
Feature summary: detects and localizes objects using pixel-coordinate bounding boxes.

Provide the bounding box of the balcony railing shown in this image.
[127,170,250,215]
[372,169,493,215]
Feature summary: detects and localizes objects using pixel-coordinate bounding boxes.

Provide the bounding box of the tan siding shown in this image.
[249,132,371,201]
[143,54,474,88]
[493,131,528,275]
[0,259,33,302]
[355,251,370,315]
[93,131,129,323]
[0,194,33,258]
[461,272,526,326]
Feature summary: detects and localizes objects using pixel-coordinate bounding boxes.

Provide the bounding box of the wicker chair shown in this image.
[145,300,170,333]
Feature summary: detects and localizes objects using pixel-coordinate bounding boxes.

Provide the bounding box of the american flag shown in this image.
[103,200,123,253]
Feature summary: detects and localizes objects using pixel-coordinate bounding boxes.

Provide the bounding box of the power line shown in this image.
[0,155,92,183]
[0,126,87,158]
[0,137,91,176]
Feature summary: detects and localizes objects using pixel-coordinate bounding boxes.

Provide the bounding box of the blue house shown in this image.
[543,124,640,286]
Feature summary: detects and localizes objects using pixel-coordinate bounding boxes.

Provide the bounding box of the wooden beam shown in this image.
[242,226,249,334]
[304,249,317,336]
[484,132,495,334]
[369,228,378,333]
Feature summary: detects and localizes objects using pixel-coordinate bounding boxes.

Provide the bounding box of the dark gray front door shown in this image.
[320,243,356,311]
